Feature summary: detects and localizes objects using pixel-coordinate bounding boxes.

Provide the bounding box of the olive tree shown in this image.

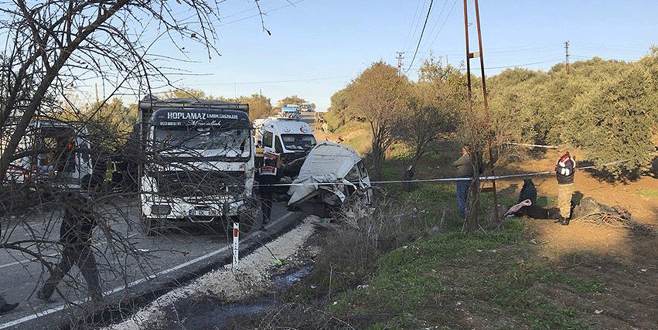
[564,62,658,178]
[394,57,464,188]
[346,61,410,180]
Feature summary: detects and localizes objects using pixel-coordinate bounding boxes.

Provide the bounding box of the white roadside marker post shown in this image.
[232,222,239,267]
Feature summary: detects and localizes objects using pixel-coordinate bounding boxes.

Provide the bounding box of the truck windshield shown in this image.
[154,127,251,158]
[281,134,316,151]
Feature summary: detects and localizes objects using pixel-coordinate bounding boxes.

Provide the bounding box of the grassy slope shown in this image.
[302,117,643,330]
[330,188,598,329]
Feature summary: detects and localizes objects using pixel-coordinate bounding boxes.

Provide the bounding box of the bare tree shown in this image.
[0,0,238,179]
[459,75,520,232]
[0,1,267,326]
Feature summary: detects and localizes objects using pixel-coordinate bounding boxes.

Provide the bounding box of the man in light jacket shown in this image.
[452,144,473,219]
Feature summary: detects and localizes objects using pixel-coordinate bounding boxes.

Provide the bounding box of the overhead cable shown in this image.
[405,0,434,72]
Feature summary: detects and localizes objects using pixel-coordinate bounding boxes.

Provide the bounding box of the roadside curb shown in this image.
[12,211,306,330]
[90,211,306,328]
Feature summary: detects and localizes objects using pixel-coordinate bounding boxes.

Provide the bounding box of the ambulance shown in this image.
[254,117,316,167]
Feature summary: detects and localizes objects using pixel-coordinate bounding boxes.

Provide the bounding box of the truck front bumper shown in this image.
[142,195,257,222]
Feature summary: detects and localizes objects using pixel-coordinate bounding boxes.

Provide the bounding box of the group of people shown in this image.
[452,143,576,223]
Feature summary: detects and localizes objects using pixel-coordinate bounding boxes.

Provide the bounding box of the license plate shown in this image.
[260,166,277,175]
[188,209,219,217]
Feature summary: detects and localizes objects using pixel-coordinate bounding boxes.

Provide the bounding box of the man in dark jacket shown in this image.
[452,144,473,219]
[256,152,281,226]
[555,149,576,225]
[36,175,103,303]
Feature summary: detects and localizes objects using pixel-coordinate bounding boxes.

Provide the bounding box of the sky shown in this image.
[139,0,658,111]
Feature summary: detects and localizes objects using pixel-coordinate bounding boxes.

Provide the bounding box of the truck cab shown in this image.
[137,97,257,234]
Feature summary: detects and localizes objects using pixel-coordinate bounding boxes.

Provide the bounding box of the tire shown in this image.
[141,215,164,236]
[208,217,227,234]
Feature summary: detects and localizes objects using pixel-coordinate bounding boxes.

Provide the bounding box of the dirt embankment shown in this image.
[498,150,658,329]
[499,149,658,259]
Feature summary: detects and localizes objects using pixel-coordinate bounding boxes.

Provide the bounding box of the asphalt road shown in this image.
[0,111,319,329]
[0,196,304,330]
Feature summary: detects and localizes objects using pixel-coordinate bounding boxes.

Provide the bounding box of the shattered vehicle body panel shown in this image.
[287,142,371,216]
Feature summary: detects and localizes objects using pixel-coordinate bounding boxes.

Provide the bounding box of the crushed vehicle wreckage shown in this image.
[287,141,372,217]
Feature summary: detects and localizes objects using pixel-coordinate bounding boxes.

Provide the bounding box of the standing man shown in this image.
[36,175,103,304]
[254,139,264,168]
[452,144,473,219]
[555,149,576,225]
[256,152,281,226]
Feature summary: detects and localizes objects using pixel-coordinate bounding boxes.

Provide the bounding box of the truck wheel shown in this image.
[209,217,227,234]
[141,216,163,236]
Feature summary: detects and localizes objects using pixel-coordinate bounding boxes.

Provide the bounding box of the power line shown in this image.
[405,0,434,72]
[483,58,564,70]
[418,0,459,62]
[402,0,428,52]
[218,0,306,26]
[408,56,564,73]
[182,75,352,87]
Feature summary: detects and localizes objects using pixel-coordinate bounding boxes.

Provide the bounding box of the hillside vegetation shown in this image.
[251,53,658,329]
[326,52,658,181]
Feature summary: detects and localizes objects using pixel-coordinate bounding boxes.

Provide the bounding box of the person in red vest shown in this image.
[555,149,576,225]
[256,152,281,226]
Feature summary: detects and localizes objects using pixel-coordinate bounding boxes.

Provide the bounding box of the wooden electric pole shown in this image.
[462,0,500,230]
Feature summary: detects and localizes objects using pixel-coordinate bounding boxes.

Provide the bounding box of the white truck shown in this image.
[137,97,258,234]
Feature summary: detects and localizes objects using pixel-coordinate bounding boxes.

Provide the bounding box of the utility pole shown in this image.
[564,41,570,74]
[396,52,405,76]
[462,0,500,229]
